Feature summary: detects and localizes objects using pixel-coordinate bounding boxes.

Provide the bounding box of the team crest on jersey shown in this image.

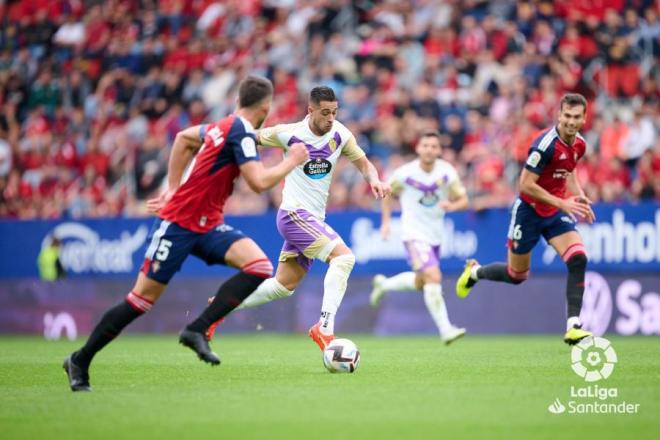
[418,192,440,207]
[328,138,337,152]
[152,261,160,273]
[304,158,332,179]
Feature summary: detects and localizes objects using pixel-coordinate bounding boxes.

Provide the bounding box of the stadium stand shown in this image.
[0,0,657,219]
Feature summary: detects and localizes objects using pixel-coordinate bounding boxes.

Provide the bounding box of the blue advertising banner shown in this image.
[1,272,657,336]
[1,202,658,278]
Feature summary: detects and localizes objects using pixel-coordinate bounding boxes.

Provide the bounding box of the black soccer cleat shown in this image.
[63,354,91,392]
[179,329,221,366]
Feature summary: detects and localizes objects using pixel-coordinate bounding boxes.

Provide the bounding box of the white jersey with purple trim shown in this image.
[258,117,365,219]
[389,159,466,245]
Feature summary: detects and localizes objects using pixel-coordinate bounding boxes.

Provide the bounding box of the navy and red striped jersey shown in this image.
[521,126,587,217]
[159,115,259,233]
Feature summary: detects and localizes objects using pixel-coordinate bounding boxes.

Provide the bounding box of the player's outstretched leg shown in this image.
[369,271,417,307]
[237,277,294,309]
[183,257,272,364]
[456,257,530,299]
[64,288,155,392]
[310,249,355,350]
[206,275,296,340]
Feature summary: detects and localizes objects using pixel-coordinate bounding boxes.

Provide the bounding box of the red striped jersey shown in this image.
[521,126,587,217]
[159,115,259,232]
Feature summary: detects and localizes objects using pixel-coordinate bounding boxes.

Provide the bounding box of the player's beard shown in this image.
[314,120,331,135]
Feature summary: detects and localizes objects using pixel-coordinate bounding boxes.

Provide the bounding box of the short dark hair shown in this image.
[559,93,587,112]
[309,86,337,105]
[238,76,273,108]
[419,130,441,140]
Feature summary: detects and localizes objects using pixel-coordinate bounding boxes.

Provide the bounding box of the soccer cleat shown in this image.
[308,322,334,351]
[441,327,466,345]
[179,329,221,365]
[63,354,91,392]
[369,274,387,307]
[563,326,592,346]
[205,317,225,341]
[456,259,479,299]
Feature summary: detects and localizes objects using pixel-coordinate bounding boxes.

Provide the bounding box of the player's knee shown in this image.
[419,271,440,287]
[330,253,355,271]
[566,253,587,272]
[242,258,273,279]
[507,266,529,285]
[126,291,154,313]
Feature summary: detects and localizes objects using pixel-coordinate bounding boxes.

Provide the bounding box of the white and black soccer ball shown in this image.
[323,338,360,373]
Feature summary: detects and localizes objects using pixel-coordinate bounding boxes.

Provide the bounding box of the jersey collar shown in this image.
[554,125,578,147]
[239,116,256,134]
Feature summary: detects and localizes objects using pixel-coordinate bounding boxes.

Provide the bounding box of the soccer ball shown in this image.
[323,338,360,373]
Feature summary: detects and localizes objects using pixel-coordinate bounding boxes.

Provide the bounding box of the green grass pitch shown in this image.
[0,335,657,439]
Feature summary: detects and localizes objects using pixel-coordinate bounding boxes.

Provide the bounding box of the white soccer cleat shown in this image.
[369,274,387,307]
[441,326,466,345]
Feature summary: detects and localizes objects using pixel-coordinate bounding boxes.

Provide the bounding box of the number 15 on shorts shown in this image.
[155,239,172,261]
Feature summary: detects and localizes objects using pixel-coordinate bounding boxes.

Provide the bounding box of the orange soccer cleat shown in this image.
[205,317,224,341]
[308,322,334,351]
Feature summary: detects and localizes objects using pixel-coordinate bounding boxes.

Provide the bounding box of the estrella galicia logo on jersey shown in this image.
[418,192,439,207]
[304,158,332,179]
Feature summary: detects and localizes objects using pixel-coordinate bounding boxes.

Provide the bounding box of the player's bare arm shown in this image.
[352,156,391,199]
[146,124,204,214]
[240,142,309,193]
[519,168,593,223]
[380,193,393,240]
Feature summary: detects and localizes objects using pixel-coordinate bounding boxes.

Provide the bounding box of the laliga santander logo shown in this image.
[571,337,618,382]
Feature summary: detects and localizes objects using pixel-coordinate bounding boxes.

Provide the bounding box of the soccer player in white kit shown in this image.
[370,131,468,344]
[207,86,390,350]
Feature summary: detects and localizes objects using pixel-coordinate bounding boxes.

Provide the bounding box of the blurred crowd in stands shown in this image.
[0,0,658,219]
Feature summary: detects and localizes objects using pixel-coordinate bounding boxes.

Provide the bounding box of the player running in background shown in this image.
[63,76,309,391]
[455,93,596,345]
[369,131,468,345]
[208,86,390,350]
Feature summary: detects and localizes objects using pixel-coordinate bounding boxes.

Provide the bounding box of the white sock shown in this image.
[423,283,452,335]
[567,316,581,330]
[381,271,417,292]
[236,278,293,309]
[320,254,355,334]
